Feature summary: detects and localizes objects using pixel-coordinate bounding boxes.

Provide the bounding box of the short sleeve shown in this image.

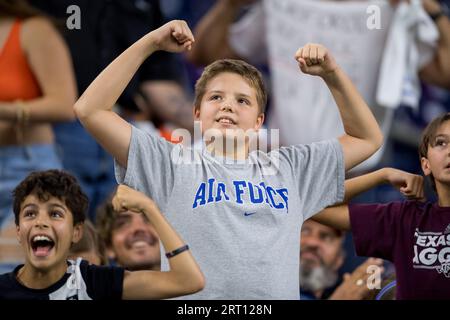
[275,139,345,221]
[114,125,178,204]
[83,263,125,300]
[349,202,404,261]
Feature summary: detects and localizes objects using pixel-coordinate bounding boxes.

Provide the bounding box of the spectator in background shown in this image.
[300,219,384,300]
[96,197,161,271]
[0,170,204,300]
[68,220,107,265]
[312,161,450,299]
[0,0,76,268]
[30,0,194,220]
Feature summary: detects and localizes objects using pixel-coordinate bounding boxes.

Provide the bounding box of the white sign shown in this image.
[264,0,393,171]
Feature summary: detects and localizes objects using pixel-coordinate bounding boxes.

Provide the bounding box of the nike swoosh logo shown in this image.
[244,212,256,217]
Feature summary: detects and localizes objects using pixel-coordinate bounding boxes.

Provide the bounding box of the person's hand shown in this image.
[329,258,384,300]
[384,168,425,201]
[295,43,339,78]
[112,184,155,214]
[422,0,443,15]
[149,20,194,53]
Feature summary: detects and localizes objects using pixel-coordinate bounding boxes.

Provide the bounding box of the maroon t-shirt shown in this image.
[349,201,450,299]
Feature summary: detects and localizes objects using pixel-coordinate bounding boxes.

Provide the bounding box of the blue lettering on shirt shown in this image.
[233,181,247,204]
[192,179,289,213]
[193,182,207,208]
[248,182,264,204]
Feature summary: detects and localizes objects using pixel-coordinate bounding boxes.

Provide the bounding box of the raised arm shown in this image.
[295,43,384,171]
[418,0,450,89]
[112,185,205,299]
[186,0,253,65]
[311,168,424,230]
[73,20,194,167]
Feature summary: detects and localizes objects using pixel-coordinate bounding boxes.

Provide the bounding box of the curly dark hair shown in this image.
[13,170,89,226]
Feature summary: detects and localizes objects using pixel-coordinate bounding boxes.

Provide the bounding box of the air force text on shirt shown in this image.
[192,178,289,212]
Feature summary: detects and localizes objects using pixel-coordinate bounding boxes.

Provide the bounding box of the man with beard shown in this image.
[96,199,160,271]
[300,219,384,299]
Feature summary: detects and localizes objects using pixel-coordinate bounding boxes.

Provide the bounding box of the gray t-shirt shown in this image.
[115,126,345,299]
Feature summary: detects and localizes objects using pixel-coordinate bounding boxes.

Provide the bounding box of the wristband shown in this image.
[165,244,189,259]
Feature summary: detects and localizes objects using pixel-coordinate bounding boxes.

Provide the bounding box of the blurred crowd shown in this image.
[1,0,449,300]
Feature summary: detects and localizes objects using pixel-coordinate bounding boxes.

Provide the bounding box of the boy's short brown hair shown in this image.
[418,112,450,190]
[194,59,267,114]
[12,170,88,226]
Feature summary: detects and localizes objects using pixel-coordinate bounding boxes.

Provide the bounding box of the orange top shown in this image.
[0,19,42,101]
[159,126,181,144]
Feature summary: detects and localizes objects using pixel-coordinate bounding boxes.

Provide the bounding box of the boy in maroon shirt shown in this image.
[313,113,450,299]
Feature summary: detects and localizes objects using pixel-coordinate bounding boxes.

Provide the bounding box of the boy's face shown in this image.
[108,211,160,271]
[16,194,82,271]
[422,120,450,188]
[194,72,264,139]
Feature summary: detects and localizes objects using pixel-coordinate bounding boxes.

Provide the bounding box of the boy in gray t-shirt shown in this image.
[75,20,383,299]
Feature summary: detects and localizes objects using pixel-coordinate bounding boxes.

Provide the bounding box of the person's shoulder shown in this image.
[79,260,124,275]
[271,138,340,161]
[0,269,17,297]
[423,200,450,215]
[78,259,111,273]
[285,138,340,152]
[77,260,124,300]
[371,200,430,218]
[0,271,12,284]
[74,259,123,286]
[402,199,430,212]
[22,16,55,35]
[350,200,404,212]
[20,16,59,49]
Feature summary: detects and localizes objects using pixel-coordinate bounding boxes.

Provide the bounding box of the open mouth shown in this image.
[126,234,158,250]
[130,241,151,250]
[30,235,55,258]
[216,117,236,125]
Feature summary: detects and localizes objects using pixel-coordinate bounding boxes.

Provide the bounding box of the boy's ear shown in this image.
[193,107,200,120]
[254,113,265,130]
[421,157,432,176]
[16,225,21,244]
[72,223,84,244]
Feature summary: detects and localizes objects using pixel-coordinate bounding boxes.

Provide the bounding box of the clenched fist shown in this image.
[295,43,339,78]
[149,20,195,53]
[112,184,156,214]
